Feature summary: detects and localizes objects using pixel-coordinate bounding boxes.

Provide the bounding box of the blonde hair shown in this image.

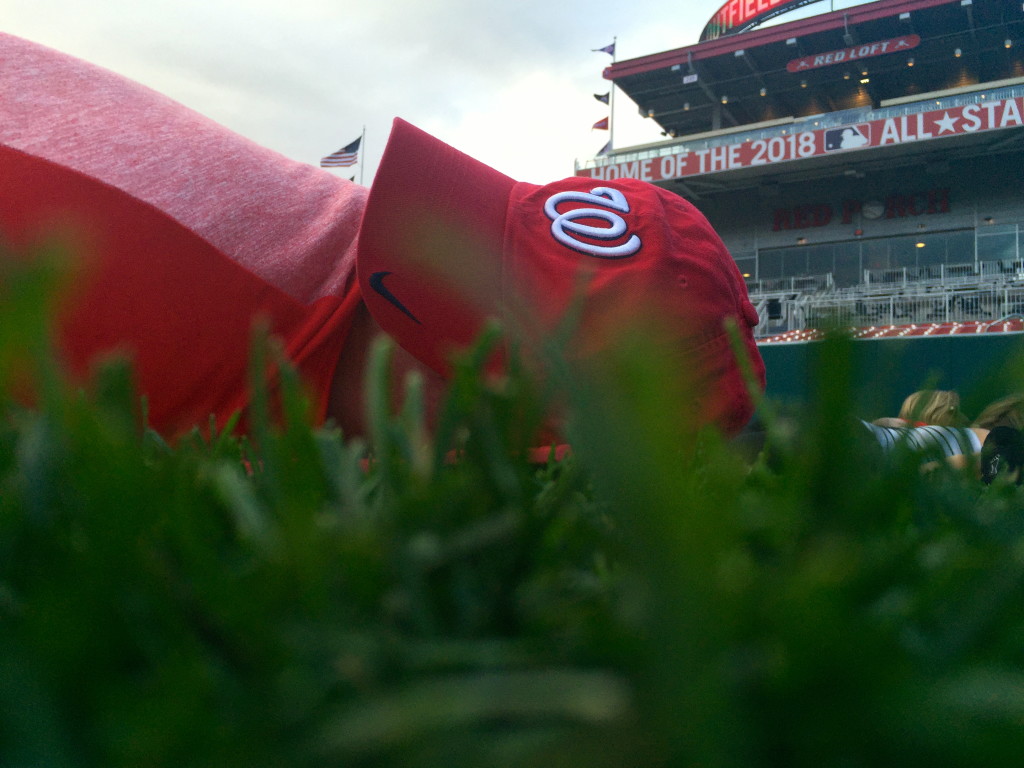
[973,394,1024,431]
[898,390,966,426]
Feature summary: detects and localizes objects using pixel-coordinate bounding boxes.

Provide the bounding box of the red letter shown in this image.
[772,208,792,231]
[841,199,862,224]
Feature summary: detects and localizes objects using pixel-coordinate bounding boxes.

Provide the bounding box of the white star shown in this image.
[934,112,959,134]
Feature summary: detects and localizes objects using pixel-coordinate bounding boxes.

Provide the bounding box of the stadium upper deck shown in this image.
[574,0,1024,346]
[578,0,1023,198]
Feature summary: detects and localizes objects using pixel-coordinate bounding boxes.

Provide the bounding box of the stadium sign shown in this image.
[787,34,920,73]
[580,95,1024,183]
[700,0,821,41]
[771,188,951,231]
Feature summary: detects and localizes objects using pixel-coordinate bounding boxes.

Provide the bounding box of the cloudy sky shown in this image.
[3,0,855,185]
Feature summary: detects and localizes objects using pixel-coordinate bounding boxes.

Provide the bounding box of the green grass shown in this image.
[2,247,1024,767]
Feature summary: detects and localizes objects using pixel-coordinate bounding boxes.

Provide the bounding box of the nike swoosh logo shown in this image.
[368,271,421,325]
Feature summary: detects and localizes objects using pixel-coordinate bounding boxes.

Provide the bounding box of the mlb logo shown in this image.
[824,124,871,151]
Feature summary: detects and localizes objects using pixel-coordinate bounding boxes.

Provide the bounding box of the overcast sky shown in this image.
[3,0,863,185]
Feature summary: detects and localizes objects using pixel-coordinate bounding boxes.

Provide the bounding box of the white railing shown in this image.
[860,262,1024,287]
[745,273,833,295]
[802,287,1024,328]
[747,259,1024,339]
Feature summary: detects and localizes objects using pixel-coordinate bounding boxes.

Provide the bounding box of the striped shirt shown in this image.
[861,421,983,458]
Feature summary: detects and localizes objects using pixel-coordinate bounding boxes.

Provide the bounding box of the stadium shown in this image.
[577,0,1024,409]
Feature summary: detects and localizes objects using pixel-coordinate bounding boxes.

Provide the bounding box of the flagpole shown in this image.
[609,36,617,152]
[360,125,366,186]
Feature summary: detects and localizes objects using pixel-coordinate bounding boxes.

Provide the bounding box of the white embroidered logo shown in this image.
[544,187,641,259]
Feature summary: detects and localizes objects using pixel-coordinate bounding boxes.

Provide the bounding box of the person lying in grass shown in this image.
[862,395,1024,484]
[1,32,765,447]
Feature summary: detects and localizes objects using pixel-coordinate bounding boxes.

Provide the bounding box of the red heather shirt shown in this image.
[0,33,367,436]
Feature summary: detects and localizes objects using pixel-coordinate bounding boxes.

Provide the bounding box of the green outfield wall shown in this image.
[758,332,1024,419]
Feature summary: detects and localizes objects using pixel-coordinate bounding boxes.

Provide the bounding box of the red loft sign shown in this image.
[700,0,820,41]
[787,35,920,73]
[579,96,1024,184]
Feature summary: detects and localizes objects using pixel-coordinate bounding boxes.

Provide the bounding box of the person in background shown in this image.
[861,418,986,468]
[971,394,1024,483]
[864,391,1024,483]
[972,393,1024,431]
[897,389,968,427]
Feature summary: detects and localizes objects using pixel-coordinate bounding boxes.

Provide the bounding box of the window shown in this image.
[782,247,809,278]
[861,239,891,271]
[803,244,834,275]
[946,230,974,264]
[977,228,1018,262]
[758,249,783,280]
[890,236,920,268]
[914,234,948,267]
[734,255,756,281]
[751,228,999,288]
[832,243,862,287]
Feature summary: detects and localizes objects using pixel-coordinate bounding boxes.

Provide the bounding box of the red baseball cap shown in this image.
[357,118,765,435]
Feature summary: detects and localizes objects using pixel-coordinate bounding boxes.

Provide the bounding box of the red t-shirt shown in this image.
[0,33,366,436]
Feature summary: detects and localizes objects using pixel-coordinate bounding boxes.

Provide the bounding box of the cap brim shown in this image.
[357,118,517,377]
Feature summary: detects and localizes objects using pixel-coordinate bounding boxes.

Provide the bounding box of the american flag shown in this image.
[320,136,361,168]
